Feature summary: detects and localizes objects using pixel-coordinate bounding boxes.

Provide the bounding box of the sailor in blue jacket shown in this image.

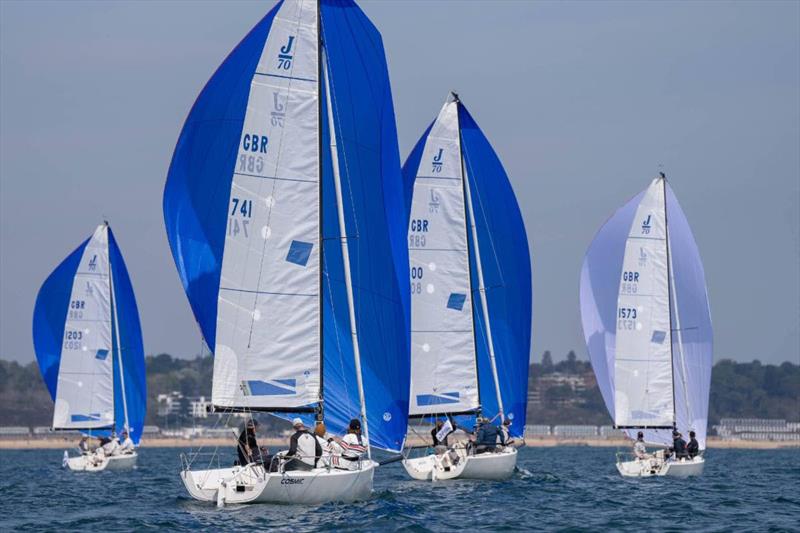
[474,417,506,454]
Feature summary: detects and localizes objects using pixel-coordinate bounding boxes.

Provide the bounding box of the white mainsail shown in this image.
[407,99,479,415]
[213,0,321,409]
[614,178,674,427]
[53,224,114,429]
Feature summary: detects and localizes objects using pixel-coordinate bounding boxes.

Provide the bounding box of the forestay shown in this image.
[406,99,479,415]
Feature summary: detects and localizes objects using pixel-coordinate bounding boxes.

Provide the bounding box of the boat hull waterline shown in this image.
[65,452,138,472]
[617,456,705,478]
[402,447,517,481]
[181,461,377,506]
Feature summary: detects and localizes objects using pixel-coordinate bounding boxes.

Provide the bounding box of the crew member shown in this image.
[633,431,650,459]
[78,436,91,454]
[474,417,505,454]
[670,430,688,459]
[237,419,260,466]
[118,429,135,454]
[285,418,321,471]
[334,418,367,470]
[686,430,700,459]
[500,418,515,446]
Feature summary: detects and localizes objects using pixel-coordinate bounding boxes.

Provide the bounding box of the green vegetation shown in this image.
[1,353,797,427]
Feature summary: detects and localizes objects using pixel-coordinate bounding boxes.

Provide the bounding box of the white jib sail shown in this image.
[408,99,479,416]
[614,178,674,427]
[213,0,320,409]
[53,224,114,429]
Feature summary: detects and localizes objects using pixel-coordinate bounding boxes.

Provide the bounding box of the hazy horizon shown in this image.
[1,0,798,366]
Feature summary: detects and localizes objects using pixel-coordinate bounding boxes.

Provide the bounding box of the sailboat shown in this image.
[163,0,410,505]
[33,222,147,472]
[580,173,712,477]
[400,94,532,481]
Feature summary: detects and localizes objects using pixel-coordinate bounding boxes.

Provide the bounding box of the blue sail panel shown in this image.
[459,103,532,437]
[32,238,90,400]
[320,0,410,452]
[163,4,281,348]
[108,228,147,445]
[579,190,645,422]
[400,120,433,223]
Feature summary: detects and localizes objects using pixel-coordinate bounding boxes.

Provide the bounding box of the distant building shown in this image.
[189,396,211,419]
[157,391,184,418]
[713,418,800,442]
[529,372,589,407]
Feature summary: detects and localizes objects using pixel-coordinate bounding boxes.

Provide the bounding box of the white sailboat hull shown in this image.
[66,451,138,472]
[617,455,705,477]
[181,461,376,505]
[403,446,517,481]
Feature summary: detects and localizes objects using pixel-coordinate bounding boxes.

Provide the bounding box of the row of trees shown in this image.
[1,353,797,427]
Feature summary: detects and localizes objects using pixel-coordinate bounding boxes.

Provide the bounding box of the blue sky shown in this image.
[1,0,798,365]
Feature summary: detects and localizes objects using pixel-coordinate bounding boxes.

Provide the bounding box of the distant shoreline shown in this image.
[0,436,796,451]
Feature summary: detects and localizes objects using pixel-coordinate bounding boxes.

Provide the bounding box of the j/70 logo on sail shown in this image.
[641,215,652,235]
[431,148,443,173]
[271,92,286,127]
[278,36,295,70]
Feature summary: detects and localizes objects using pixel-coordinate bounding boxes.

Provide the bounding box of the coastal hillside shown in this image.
[1,353,797,428]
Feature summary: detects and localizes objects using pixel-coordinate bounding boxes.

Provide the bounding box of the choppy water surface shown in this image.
[1,446,798,531]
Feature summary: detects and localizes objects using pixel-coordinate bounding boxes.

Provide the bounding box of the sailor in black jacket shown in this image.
[285,418,321,471]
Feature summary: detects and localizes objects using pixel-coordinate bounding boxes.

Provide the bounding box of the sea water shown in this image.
[1,446,797,531]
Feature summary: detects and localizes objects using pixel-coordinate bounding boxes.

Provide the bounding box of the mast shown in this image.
[316,0,324,425]
[321,36,371,457]
[457,96,505,422]
[453,93,483,418]
[106,222,130,433]
[662,174,691,432]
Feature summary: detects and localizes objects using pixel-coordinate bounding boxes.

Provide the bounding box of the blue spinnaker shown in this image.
[33,239,89,400]
[33,225,146,444]
[401,98,532,438]
[108,228,147,444]
[460,104,532,438]
[163,0,410,452]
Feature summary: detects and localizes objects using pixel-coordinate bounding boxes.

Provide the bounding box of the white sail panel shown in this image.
[53,224,114,429]
[614,178,674,427]
[214,0,320,409]
[408,100,479,415]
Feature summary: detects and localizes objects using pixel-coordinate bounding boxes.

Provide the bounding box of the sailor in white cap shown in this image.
[284,418,321,471]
